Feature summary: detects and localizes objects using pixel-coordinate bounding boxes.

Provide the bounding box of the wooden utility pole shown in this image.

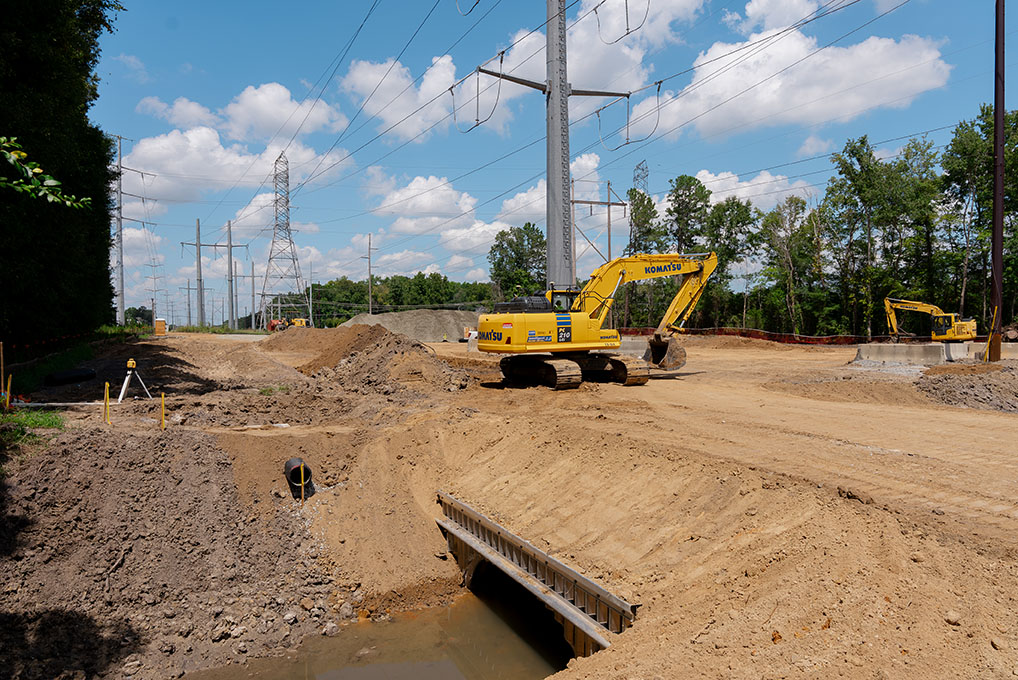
[990,0,1005,360]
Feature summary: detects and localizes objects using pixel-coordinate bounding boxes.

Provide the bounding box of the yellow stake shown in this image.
[104,382,111,424]
[984,305,999,363]
[5,374,11,410]
[300,463,305,506]
[161,392,166,430]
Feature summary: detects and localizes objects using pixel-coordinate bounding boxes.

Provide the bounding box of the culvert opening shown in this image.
[469,560,575,671]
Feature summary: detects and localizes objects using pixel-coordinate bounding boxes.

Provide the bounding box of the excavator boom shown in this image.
[884,297,976,342]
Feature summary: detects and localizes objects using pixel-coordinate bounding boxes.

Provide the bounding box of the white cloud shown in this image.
[137,96,220,128]
[220,83,347,142]
[724,0,819,35]
[440,219,510,253]
[342,55,457,142]
[797,134,834,157]
[372,175,476,234]
[114,54,151,83]
[497,153,602,223]
[464,268,488,282]
[630,31,950,140]
[122,128,352,217]
[119,227,165,268]
[695,168,812,210]
[446,254,474,270]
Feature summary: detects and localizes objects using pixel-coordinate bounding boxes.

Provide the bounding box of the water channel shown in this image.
[192,566,574,680]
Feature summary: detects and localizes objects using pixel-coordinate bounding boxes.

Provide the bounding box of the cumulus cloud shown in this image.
[119,227,165,268]
[497,153,602,223]
[342,55,458,143]
[630,30,950,140]
[724,0,820,35]
[797,134,834,157]
[114,54,151,83]
[221,83,348,142]
[137,96,219,128]
[122,127,352,220]
[372,175,476,234]
[696,168,813,210]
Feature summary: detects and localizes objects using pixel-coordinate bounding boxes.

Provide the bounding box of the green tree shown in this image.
[0,1,122,351]
[663,175,710,253]
[487,223,547,299]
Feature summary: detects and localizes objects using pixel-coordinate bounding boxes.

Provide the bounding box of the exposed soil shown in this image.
[3,327,1018,679]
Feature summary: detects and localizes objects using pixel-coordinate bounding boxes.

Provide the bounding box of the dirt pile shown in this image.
[341,309,479,342]
[0,426,349,679]
[293,324,468,395]
[918,360,1018,412]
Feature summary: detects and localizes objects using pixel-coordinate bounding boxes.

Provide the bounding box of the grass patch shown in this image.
[258,385,291,396]
[2,410,64,430]
[0,410,64,475]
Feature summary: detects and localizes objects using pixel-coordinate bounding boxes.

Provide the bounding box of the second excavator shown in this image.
[477,252,717,388]
[884,297,977,342]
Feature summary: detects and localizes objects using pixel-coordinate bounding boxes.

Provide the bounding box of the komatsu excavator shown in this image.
[477,252,717,388]
[884,297,977,342]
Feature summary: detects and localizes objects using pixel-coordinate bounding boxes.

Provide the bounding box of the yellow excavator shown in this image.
[884,297,977,342]
[477,252,717,388]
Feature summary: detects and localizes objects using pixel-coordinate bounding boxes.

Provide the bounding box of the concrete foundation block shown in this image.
[854,343,947,365]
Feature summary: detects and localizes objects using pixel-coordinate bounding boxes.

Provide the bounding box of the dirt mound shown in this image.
[0,426,347,679]
[679,333,798,351]
[341,309,479,342]
[918,360,1018,412]
[300,324,468,395]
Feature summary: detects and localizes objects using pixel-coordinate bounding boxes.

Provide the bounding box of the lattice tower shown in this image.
[260,153,309,325]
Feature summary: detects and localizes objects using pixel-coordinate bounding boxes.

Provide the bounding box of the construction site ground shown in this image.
[2,326,1017,679]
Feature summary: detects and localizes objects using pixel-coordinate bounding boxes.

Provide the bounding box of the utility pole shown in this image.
[179,280,197,326]
[361,233,378,314]
[112,134,131,326]
[478,0,628,297]
[261,153,309,327]
[990,0,1005,361]
[206,221,246,330]
[308,256,314,326]
[180,219,205,326]
[572,180,627,261]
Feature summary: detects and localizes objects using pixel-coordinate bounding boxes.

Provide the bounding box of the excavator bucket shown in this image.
[643,333,687,371]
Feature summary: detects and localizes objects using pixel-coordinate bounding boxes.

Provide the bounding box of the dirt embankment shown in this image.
[918,361,1018,412]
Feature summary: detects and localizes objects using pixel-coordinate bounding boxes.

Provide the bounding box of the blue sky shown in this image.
[90,0,1010,322]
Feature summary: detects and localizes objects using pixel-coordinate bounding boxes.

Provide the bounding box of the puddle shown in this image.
[190,567,573,679]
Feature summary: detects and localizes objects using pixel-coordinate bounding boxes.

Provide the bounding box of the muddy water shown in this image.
[191,577,572,680]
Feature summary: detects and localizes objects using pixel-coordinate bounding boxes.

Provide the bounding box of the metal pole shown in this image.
[233,258,240,329]
[607,180,612,262]
[309,256,313,326]
[226,220,235,330]
[251,260,256,330]
[195,219,205,326]
[991,0,1005,361]
[546,0,573,289]
[362,234,376,315]
[185,280,191,326]
[116,135,125,326]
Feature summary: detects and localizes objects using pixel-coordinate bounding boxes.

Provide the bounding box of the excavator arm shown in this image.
[573,252,718,328]
[884,297,945,339]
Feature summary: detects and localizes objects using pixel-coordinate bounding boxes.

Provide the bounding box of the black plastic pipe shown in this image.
[283,457,315,500]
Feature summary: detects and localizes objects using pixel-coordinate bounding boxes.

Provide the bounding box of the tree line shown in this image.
[489,105,1015,338]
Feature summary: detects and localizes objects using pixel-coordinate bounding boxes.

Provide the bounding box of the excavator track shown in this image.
[500,353,649,388]
[499,355,583,390]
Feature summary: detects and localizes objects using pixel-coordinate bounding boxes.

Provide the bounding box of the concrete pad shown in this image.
[854,343,947,365]
[966,342,1018,360]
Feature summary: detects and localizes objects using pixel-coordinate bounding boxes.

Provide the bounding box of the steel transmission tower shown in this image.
[260,153,309,326]
[633,160,648,194]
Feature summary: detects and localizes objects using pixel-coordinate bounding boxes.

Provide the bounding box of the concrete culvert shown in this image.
[283,457,315,500]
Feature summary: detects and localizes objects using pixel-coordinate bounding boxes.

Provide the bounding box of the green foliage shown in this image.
[0,137,92,207]
[2,410,64,430]
[1,1,123,348]
[487,223,547,299]
[664,175,711,252]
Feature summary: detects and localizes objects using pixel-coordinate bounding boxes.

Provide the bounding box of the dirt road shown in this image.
[2,329,1016,679]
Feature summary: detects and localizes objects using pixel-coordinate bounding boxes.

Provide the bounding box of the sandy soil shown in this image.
[3,329,1018,679]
